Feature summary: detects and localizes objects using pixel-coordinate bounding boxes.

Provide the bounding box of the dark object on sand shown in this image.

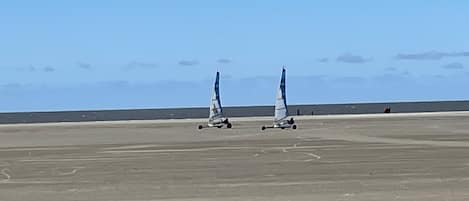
[384,107,391,113]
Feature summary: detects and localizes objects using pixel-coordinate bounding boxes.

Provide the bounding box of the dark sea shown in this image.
[1,100,468,124]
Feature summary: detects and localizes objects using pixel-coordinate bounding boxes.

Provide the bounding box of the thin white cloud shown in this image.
[337,53,371,64]
[396,51,469,60]
[76,61,92,70]
[178,60,199,66]
[317,58,329,63]
[442,62,464,69]
[16,65,56,72]
[124,61,159,70]
[217,58,232,64]
[384,67,397,71]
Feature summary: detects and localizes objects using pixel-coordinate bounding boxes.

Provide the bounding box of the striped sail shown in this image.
[274,68,288,123]
[209,72,224,122]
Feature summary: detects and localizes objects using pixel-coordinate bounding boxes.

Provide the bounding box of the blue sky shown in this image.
[1,0,468,112]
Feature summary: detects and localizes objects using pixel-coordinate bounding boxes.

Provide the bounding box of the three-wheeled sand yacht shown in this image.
[198,72,232,129]
[261,67,297,130]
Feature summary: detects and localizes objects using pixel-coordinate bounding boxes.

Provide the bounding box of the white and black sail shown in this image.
[199,71,232,129]
[261,67,296,130]
[209,72,224,122]
[274,68,288,123]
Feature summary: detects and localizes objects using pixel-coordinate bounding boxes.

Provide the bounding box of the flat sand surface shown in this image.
[1,112,469,200]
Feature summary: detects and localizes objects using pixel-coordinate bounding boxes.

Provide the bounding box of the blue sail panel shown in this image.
[209,72,224,121]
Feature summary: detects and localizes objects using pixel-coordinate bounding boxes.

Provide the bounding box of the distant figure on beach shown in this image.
[384,107,391,113]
